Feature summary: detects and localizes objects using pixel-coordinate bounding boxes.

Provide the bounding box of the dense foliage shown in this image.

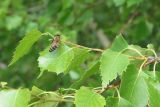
[1,0,160,107]
[1,31,160,107]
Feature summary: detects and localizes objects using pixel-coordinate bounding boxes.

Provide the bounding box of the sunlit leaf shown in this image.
[100,34,129,87]
[38,44,74,74]
[100,49,129,87]
[0,89,30,107]
[31,86,43,96]
[75,87,106,107]
[9,29,42,66]
[38,44,89,75]
[110,34,128,52]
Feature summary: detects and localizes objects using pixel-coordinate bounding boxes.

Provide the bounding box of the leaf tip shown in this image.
[8,61,14,67]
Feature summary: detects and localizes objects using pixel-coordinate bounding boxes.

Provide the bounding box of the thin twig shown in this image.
[63,40,149,62]
[63,40,104,52]
[128,56,146,60]
[94,83,120,94]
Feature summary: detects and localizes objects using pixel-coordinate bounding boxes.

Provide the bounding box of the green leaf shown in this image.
[70,61,100,88]
[30,86,60,107]
[110,34,128,52]
[38,45,89,75]
[33,92,60,107]
[38,44,74,74]
[147,44,154,50]
[124,45,146,56]
[120,64,148,107]
[69,48,89,70]
[48,48,74,74]
[0,89,30,107]
[9,29,42,66]
[100,35,129,87]
[106,97,134,107]
[146,79,160,107]
[31,86,43,96]
[113,0,126,6]
[0,81,7,88]
[75,87,106,107]
[100,49,129,87]
[155,72,160,82]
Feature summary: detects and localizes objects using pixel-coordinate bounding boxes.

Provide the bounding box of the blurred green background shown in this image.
[0,0,160,90]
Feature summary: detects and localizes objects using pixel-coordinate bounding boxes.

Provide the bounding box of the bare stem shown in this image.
[63,40,149,62]
[63,40,104,52]
[128,56,146,60]
[94,83,120,94]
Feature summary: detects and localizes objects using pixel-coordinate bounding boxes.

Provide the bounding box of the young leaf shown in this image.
[9,29,42,66]
[30,86,60,107]
[106,97,134,107]
[75,87,106,107]
[100,49,129,87]
[0,89,30,107]
[146,79,160,107]
[47,48,74,74]
[38,44,74,74]
[110,34,128,52]
[120,64,148,107]
[33,92,60,107]
[31,86,44,96]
